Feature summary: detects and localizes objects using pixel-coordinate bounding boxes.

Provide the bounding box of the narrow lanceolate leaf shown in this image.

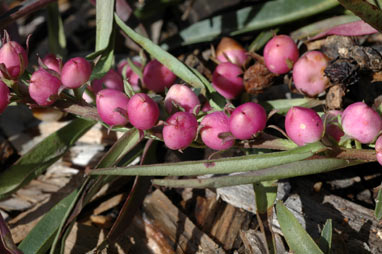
[276,201,324,254]
[47,2,66,57]
[162,0,338,47]
[152,158,360,188]
[253,181,278,214]
[375,184,382,220]
[318,219,332,254]
[337,0,382,33]
[114,14,211,95]
[96,0,115,51]
[0,118,95,200]
[91,142,327,176]
[261,98,324,114]
[18,191,79,254]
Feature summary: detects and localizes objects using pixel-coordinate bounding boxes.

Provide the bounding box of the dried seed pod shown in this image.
[243,61,276,94]
[324,57,359,86]
[338,45,382,72]
[325,84,345,110]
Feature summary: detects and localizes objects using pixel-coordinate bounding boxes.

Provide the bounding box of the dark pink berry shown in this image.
[29,69,61,106]
[322,110,344,142]
[216,37,248,66]
[96,89,129,126]
[0,41,28,79]
[164,84,200,114]
[127,93,159,130]
[61,57,92,88]
[341,102,382,144]
[212,62,243,99]
[200,111,234,150]
[143,59,176,93]
[263,35,299,74]
[229,102,267,140]
[293,51,329,97]
[91,69,123,94]
[118,60,141,91]
[42,54,62,74]
[0,81,9,114]
[163,112,198,150]
[285,106,323,146]
[375,136,382,166]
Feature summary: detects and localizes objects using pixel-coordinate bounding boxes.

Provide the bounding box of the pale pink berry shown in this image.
[212,62,243,99]
[91,69,123,94]
[29,69,61,106]
[127,93,159,130]
[0,41,28,79]
[164,84,200,114]
[42,54,62,74]
[216,37,248,66]
[293,51,329,97]
[342,102,382,144]
[163,112,198,150]
[229,102,267,140]
[285,106,323,146]
[200,111,234,150]
[61,57,92,88]
[0,81,9,114]
[143,59,176,93]
[322,110,344,142]
[118,60,141,91]
[96,89,129,126]
[375,136,382,166]
[263,35,299,74]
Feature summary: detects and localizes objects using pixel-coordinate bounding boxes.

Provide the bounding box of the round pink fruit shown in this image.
[164,84,200,114]
[163,112,198,150]
[263,35,299,75]
[91,69,123,94]
[143,59,176,93]
[127,93,159,130]
[342,102,382,144]
[216,37,248,66]
[293,51,329,97]
[229,102,267,140]
[118,60,141,91]
[42,54,62,74]
[96,89,129,126]
[0,81,9,114]
[200,111,234,150]
[375,136,382,166]
[212,62,243,99]
[61,57,92,88]
[0,41,28,79]
[29,69,61,106]
[285,106,323,146]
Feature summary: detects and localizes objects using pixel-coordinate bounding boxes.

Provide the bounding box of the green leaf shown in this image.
[375,184,382,220]
[162,0,338,47]
[276,201,324,254]
[18,191,79,254]
[253,181,278,214]
[96,0,115,51]
[338,0,382,32]
[114,14,212,95]
[0,118,95,200]
[261,98,325,114]
[318,219,332,254]
[47,2,66,57]
[91,141,327,177]
[152,158,360,188]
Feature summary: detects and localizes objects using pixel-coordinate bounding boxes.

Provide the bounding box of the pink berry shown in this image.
[341,102,382,144]
[216,37,248,66]
[293,51,329,97]
[118,60,141,91]
[375,136,382,165]
[127,93,159,130]
[42,54,62,74]
[0,81,9,114]
[285,106,323,146]
[229,102,267,140]
[164,84,200,114]
[91,69,123,94]
[163,112,198,150]
[29,69,61,106]
[0,41,28,79]
[96,89,129,126]
[143,59,176,93]
[322,110,344,142]
[200,111,234,150]
[212,62,243,99]
[61,57,92,88]
[263,35,299,75]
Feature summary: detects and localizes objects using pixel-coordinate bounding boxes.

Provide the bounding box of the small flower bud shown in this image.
[143,59,176,92]
[0,41,28,79]
[216,37,247,66]
[61,57,92,88]
[127,93,159,130]
[163,112,198,150]
[29,69,61,106]
[212,62,243,99]
[164,84,200,114]
[201,111,234,150]
[96,89,129,126]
